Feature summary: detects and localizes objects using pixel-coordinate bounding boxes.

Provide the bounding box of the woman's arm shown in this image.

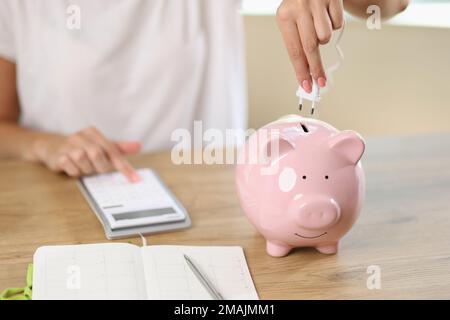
[344,0,410,19]
[0,58,140,181]
[0,57,48,161]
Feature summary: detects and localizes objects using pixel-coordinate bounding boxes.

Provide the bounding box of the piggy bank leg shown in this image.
[316,242,339,255]
[266,241,292,257]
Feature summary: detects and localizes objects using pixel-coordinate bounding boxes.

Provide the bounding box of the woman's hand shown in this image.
[276,0,344,93]
[33,127,141,182]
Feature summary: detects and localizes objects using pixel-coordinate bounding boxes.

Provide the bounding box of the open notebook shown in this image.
[32,243,258,300]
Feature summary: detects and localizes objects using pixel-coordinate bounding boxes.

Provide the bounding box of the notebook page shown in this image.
[141,246,259,300]
[33,243,146,300]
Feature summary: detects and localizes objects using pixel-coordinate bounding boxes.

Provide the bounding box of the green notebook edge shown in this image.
[0,264,33,300]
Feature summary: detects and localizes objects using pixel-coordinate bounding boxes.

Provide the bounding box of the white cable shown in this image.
[139,233,148,247]
[296,19,346,116]
[326,19,346,84]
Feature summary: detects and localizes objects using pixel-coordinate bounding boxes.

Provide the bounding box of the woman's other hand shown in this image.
[33,127,141,182]
[276,0,409,93]
[276,0,344,93]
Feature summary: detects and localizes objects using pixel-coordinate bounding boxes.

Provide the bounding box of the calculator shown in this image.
[78,168,191,239]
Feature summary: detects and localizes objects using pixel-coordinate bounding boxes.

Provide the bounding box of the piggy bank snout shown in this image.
[296,198,341,230]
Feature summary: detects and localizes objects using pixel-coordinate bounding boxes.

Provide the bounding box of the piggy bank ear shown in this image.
[261,136,295,165]
[328,130,365,165]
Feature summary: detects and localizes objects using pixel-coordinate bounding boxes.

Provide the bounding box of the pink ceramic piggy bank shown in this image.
[235,115,365,257]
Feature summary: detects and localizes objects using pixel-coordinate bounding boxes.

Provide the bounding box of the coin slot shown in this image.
[300,123,309,133]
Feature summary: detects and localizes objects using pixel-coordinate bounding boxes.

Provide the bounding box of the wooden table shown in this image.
[1,134,450,299]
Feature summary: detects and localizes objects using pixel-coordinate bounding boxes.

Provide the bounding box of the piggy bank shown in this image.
[235,115,365,257]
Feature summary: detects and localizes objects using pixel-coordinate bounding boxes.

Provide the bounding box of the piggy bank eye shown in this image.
[279,167,297,192]
[325,175,329,180]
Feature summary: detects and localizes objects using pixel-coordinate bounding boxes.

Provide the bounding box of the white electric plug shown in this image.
[296,20,346,117]
[296,78,322,116]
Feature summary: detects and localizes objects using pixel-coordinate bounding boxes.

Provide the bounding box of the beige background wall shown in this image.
[244,16,450,137]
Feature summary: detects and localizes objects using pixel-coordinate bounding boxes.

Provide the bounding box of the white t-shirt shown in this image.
[0,0,247,152]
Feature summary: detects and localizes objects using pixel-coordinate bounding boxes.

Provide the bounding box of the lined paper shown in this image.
[32,243,146,300]
[141,246,259,300]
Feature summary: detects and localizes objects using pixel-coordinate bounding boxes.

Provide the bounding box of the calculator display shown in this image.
[112,207,177,221]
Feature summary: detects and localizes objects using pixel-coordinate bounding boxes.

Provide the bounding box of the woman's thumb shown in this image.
[115,141,142,155]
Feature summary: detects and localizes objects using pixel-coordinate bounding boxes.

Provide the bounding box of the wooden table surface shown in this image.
[1,133,450,299]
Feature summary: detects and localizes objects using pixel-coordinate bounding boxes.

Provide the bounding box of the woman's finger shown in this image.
[111,157,140,182]
[84,128,140,182]
[297,13,326,86]
[56,154,81,177]
[84,142,113,173]
[313,6,333,45]
[78,132,114,173]
[277,6,312,91]
[115,141,141,155]
[68,147,94,175]
[328,0,344,30]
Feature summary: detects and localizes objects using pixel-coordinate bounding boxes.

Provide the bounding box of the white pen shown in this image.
[183,254,224,300]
